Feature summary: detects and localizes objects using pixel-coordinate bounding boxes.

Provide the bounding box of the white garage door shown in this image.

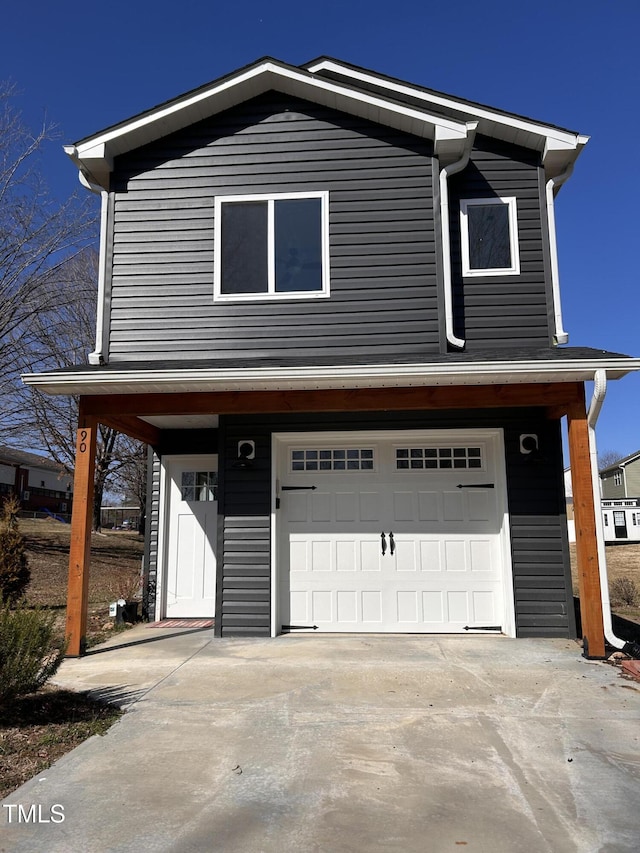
[276,430,512,634]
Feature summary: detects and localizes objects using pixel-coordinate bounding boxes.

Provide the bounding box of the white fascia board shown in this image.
[306,59,586,152]
[21,358,640,397]
[70,62,468,177]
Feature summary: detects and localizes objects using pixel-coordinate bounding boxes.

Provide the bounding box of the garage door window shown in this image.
[291,448,374,471]
[396,447,482,470]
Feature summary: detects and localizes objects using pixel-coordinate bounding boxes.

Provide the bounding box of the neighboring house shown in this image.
[23,57,640,658]
[0,446,73,519]
[599,451,640,542]
[600,450,640,499]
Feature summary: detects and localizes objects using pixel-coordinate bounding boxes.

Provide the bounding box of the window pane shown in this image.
[467,203,511,270]
[274,199,322,292]
[221,202,268,294]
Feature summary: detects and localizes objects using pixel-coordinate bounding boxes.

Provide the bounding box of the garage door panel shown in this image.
[279,433,508,633]
[468,490,492,521]
[418,491,440,521]
[311,492,331,522]
[393,492,415,521]
[443,491,464,521]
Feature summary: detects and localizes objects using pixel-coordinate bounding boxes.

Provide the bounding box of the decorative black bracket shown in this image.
[456,483,494,489]
[281,486,317,491]
[282,624,319,631]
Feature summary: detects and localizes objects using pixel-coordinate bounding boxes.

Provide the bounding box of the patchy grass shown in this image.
[570,542,640,624]
[1,518,142,798]
[21,517,145,641]
[0,687,122,799]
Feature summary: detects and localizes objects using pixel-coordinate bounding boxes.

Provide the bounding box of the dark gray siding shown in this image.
[216,422,272,636]
[215,410,574,639]
[109,92,438,363]
[449,136,551,348]
[142,448,161,620]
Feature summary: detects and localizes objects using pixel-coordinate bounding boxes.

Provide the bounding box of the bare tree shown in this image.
[0,81,96,417]
[598,449,623,472]
[12,250,144,530]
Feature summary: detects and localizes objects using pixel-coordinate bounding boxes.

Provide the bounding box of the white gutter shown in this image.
[545,162,577,345]
[21,356,640,396]
[586,369,626,651]
[440,122,478,349]
[65,148,109,366]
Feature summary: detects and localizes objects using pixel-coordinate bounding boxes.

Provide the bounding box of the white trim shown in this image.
[305,59,588,152]
[440,123,477,349]
[213,191,330,302]
[460,197,520,277]
[157,454,218,621]
[22,358,640,397]
[69,62,470,187]
[545,176,570,344]
[272,428,514,637]
[155,460,169,622]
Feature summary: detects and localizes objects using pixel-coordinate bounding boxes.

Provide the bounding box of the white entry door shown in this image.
[164,455,218,618]
[276,431,512,634]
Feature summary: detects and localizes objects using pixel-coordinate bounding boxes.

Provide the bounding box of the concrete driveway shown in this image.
[2,628,640,853]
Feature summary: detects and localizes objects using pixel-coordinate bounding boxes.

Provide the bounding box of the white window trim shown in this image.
[460,196,520,277]
[213,190,330,302]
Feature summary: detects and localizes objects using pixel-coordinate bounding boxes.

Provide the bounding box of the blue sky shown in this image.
[3,0,639,459]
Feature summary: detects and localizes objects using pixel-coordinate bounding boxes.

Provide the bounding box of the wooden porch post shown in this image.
[65,400,97,657]
[567,388,606,658]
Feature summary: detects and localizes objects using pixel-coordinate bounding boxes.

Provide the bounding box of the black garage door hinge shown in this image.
[456,483,494,489]
[463,625,502,632]
[282,624,319,631]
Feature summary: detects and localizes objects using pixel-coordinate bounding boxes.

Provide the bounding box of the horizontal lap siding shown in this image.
[143,450,161,620]
[449,136,551,348]
[109,93,437,363]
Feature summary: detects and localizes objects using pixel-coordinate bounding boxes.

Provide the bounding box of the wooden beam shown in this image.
[65,401,97,657]
[97,414,161,445]
[81,382,584,418]
[567,389,605,658]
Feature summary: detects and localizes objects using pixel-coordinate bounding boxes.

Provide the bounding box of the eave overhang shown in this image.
[65,59,470,189]
[21,358,640,398]
[303,57,589,180]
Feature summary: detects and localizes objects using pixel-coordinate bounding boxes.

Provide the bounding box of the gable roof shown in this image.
[0,445,71,476]
[600,449,640,474]
[64,56,588,191]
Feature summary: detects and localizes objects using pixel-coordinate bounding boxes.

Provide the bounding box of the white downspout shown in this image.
[64,144,109,366]
[79,172,109,366]
[546,164,575,345]
[586,369,626,650]
[440,121,478,349]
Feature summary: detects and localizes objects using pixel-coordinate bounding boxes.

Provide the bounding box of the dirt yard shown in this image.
[570,542,640,624]
[21,517,145,644]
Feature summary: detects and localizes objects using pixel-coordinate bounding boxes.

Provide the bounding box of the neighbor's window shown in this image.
[214,192,329,300]
[460,197,520,276]
[614,471,622,486]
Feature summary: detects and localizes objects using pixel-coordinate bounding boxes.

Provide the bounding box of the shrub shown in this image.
[610,576,640,608]
[0,603,67,708]
[0,495,30,603]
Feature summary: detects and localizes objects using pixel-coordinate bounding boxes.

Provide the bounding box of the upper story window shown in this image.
[614,471,622,486]
[214,191,329,301]
[460,197,520,277]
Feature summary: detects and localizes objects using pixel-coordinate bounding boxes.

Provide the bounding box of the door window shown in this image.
[181,471,218,502]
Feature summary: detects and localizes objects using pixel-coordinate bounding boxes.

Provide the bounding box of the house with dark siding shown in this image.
[0,446,73,519]
[23,57,640,657]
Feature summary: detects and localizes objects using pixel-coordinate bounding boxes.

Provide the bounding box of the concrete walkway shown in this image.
[2,628,640,852]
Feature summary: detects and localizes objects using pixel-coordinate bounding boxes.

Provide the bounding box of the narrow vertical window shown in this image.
[460,197,520,276]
